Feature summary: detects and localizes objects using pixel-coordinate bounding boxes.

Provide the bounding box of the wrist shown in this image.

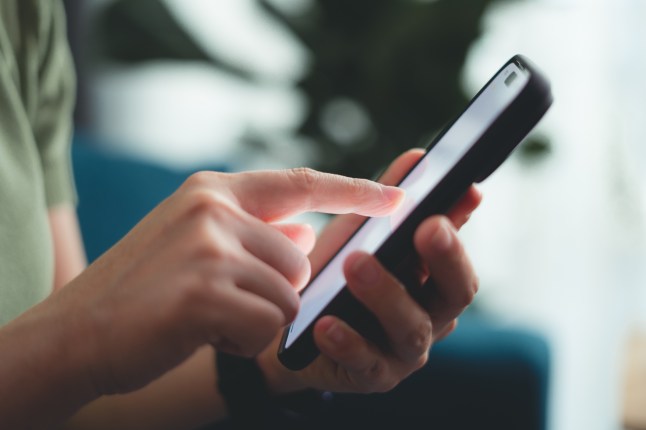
[257,343,307,395]
[0,295,99,428]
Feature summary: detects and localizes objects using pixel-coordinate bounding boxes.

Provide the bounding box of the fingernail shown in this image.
[432,221,453,252]
[383,186,405,203]
[326,322,346,345]
[351,254,380,286]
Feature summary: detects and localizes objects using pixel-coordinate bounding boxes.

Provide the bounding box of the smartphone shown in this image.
[278,55,553,370]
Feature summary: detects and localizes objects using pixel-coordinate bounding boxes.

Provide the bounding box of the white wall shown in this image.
[462,1,646,429]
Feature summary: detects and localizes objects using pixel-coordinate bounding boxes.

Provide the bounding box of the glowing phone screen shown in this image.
[285,63,529,348]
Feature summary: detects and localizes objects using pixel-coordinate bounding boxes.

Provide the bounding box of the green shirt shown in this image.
[0,0,76,325]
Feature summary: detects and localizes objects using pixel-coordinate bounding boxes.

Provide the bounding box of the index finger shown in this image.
[227,168,405,222]
[378,149,481,228]
[310,150,427,270]
[310,149,480,273]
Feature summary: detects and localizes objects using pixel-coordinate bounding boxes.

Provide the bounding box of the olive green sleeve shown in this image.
[34,0,77,207]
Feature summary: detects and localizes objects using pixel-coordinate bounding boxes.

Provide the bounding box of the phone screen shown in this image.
[284,63,529,349]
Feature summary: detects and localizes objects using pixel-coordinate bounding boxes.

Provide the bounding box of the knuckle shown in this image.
[442,227,461,255]
[193,225,226,260]
[288,167,320,191]
[186,188,231,217]
[184,171,220,190]
[209,247,247,273]
[377,377,400,393]
[472,274,480,295]
[349,177,371,201]
[197,240,224,263]
[174,276,210,313]
[454,286,476,308]
[184,201,244,261]
[414,351,430,371]
[192,229,244,272]
[360,372,398,394]
[406,318,433,358]
[361,359,387,390]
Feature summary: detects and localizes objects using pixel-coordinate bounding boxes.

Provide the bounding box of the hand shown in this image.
[258,150,481,394]
[26,169,404,397]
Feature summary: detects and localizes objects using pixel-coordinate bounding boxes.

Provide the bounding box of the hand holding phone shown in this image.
[278,55,553,370]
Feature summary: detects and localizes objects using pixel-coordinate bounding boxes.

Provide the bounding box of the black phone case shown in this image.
[277,55,553,370]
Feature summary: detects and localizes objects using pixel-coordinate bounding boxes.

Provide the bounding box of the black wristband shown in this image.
[216,351,279,429]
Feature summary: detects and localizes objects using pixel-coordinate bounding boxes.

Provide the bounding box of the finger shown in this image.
[433,319,458,342]
[378,152,481,230]
[228,168,405,222]
[309,149,426,272]
[414,217,478,334]
[206,286,286,357]
[446,186,482,230]
[236,214,312,291]
[318,148,426,243]
[225,254,301,323]
[175,197,313,294]
[344,252,432,365]
[192,255,299,325]
[272,223,316,255]
[376,148,426,186]
[313,316,396,394]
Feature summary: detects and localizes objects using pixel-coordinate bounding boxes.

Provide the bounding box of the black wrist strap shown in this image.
[216,351,279,429]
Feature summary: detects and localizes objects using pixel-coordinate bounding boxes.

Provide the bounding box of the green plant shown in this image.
[94,0,548,178]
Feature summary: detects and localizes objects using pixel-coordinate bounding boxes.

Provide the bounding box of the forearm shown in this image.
[0,206,93,428]
[64,345,309,430]
[0,302,98,429]
[63,347,225,430]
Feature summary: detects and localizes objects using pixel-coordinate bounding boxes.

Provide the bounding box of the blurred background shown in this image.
[62,0,646,429]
